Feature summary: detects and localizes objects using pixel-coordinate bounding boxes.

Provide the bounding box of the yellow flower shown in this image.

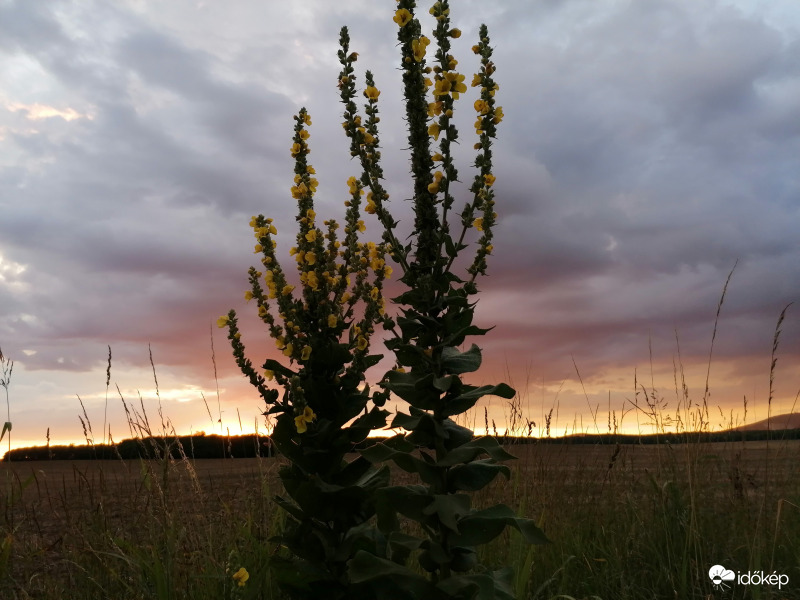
[428,122,441,141]
[364,86,380,100]
[264,369,275,380]
[473,218,484,231]
[244,291,253,302]
[485,244,494,254]
[357,220,366,233]
[483,173,496,187]
[295,406,316,433]
[427,181,439,194]
[305,251,316,265]
[216,315,229,328]
[471,73,481,87]
[290,142,303,157]
[282,284,295,296]
[365,199,377,214]
[327,314,338,328]
[299,129,310,140]
[301,345,312,361]
[283,343,294,357]
[233,567,249,587]
[306,165,315,174]
[449,28,461,38]
[493,106,504,124]
[303,113,312,126]
[433,78,451,97]
[305,230,317,242]
[306,271,320,291]
[370,287,379,301]
[472,44,481,54]
[393,8,412,27]
[446,72,467,98]
[412,36,430,62]
[356,336,368,351]
[474,99,489,115]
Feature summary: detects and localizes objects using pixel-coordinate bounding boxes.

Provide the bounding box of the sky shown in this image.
[1,0,799,451]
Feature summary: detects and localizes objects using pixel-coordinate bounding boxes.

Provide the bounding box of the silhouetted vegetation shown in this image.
[6,428,800,461]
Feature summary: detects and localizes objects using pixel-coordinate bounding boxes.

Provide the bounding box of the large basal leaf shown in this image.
[436,568,516,600]
[451,504,550,547]
[269,555,337,596]
[348,550,439,599]
[441,344,482,375]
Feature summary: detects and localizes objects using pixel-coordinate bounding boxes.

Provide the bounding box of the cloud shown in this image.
[0,0,798,447]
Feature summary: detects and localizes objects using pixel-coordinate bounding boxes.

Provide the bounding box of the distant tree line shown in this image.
[4,428,799,461]
[3,433,276,461]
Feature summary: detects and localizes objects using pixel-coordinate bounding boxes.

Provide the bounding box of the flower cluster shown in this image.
[219,107,391,434]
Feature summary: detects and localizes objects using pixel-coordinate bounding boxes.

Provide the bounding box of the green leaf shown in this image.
[441,344,482,375]
[375,485,433,532]
[0,422,10,443]
[361,442,441,486]
[442,419,474,451]
[436,569,516,600]
[442,383,515,417]
[383,370,439,410]
[262,358,295,377]
[362,353,383,368]
[433,375,455,391]
[386,531,424,564]
[447,459,510,492]
[422,494,471,532]
[437,436,516,466]
[451,505,550,547]
[348,551,439,599]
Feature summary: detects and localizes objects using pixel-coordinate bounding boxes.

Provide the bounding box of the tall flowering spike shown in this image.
[394,0,439,282]
[338,26,410,278]
[466,24,501,279]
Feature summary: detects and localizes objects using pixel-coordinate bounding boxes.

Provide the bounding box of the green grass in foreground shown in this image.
[1,434,798,599]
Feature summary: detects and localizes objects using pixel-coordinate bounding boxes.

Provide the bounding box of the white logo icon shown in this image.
[709,565,736,590]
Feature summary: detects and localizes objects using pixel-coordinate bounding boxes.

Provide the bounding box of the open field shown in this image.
[1,439,799,599]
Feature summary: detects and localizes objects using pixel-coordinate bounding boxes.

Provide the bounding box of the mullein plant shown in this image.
[219,108,395,598]
[221,1,547,598]
[339,2,548,598]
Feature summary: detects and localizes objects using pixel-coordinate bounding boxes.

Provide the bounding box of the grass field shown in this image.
[2,437,798,599]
